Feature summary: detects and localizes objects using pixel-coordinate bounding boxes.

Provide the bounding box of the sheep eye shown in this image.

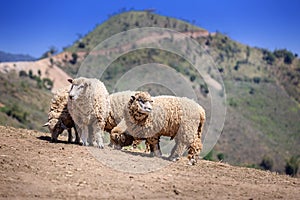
[138,99,144,104]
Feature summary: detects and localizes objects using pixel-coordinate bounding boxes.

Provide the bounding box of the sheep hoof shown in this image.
[188,159,196,165]
[82,141,88,146]
[170,157,180,162]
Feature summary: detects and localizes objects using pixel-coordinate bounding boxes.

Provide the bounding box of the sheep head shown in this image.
[128,92,153,122]
[110,127,135,149]
[68,77,90,100]
[44,119,64,142]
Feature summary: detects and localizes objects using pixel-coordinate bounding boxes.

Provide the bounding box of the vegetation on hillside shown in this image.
[61,11,300,174]
[0,71,52,131]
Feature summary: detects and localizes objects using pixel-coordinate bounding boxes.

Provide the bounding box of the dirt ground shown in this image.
[0,126,299,199]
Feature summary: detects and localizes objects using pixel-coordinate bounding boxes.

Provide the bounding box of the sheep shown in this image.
[44,88,141,148]
[110,119,150,152]
[43,86,80,144]
[105,91,146,150]
[112,91,206,165]
[67,77,110,148]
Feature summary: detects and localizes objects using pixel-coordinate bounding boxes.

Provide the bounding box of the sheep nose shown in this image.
[144,101,152,112]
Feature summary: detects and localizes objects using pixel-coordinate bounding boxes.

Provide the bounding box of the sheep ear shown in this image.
[130,96,135,101]
[43,122,49,127]
[67,79,73,84]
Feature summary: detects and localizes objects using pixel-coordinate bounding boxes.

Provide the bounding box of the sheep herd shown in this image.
[44,77,206,165]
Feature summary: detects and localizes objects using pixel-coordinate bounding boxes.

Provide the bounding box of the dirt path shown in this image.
[0,126,299,199]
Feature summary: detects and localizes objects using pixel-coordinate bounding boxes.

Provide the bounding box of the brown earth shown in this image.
[0,125,299,199]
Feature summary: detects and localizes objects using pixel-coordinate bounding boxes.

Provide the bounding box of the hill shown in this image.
[63,11,300,172]
[0,126,299,199]
[0,55,72,132]
[0,50,35,62]
[0,11,299,173]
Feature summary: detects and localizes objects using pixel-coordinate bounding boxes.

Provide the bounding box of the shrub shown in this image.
[260,155,273,171]
[200,84,209,95]
[273,49,295,64]
[28,70,34,79]
[190,74,196,82]
[203,150,214,161]
[70,53,78,64]
[253,77,261,84]
[19,70,27,77]
[285,155,300,177]
[217,153,225,161]
[42,78,53,90]
[263,51,276,65]
[78,42,85,49]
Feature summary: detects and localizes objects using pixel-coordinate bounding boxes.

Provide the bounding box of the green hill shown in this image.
[0,71,52,132]
[1,11,299,173]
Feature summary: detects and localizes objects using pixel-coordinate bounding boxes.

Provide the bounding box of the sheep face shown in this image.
[128,92,153,121]
[68,78,89,101]
[110,127,135,149]
[46,119,64,142]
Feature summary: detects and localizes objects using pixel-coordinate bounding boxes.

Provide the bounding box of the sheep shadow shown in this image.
[36,135,81,145]
[119,148,170,161]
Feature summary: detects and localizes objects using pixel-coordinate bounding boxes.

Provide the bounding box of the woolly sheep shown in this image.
[44,89,140,148]
[105,91,145,150]
[43,86,80,143]
[67,77,110,148]
[112,91,206,165]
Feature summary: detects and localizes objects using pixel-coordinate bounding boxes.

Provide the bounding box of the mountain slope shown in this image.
[61,11,300,172]
[1,126,299,199]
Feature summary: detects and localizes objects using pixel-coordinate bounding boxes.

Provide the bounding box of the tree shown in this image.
[70,53,78,64]
[19,70,27,77]
[38,69,41,77]
[41,46,58,59]
[28,70,34,79]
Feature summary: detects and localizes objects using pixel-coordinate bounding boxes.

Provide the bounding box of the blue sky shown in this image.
[1,0,299,58]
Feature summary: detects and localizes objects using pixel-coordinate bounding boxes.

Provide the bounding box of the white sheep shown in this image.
[112,91,206,165]
[43,86,80,143]
[44,89,141,148]
[67,77,110,148]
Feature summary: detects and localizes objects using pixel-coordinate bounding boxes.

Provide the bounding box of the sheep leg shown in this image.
[87,125,94,146]
[95,131,104,149]
[169,140,187,162]
[187,137,202,165]
[73,126,81,144]
[67,128,73,143]
[80,126,89,146]
[92,122,104,148]
[147,137,162,157]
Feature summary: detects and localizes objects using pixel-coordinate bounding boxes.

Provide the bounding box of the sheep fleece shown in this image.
[125,95,206,160]
[68,77,110,146]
